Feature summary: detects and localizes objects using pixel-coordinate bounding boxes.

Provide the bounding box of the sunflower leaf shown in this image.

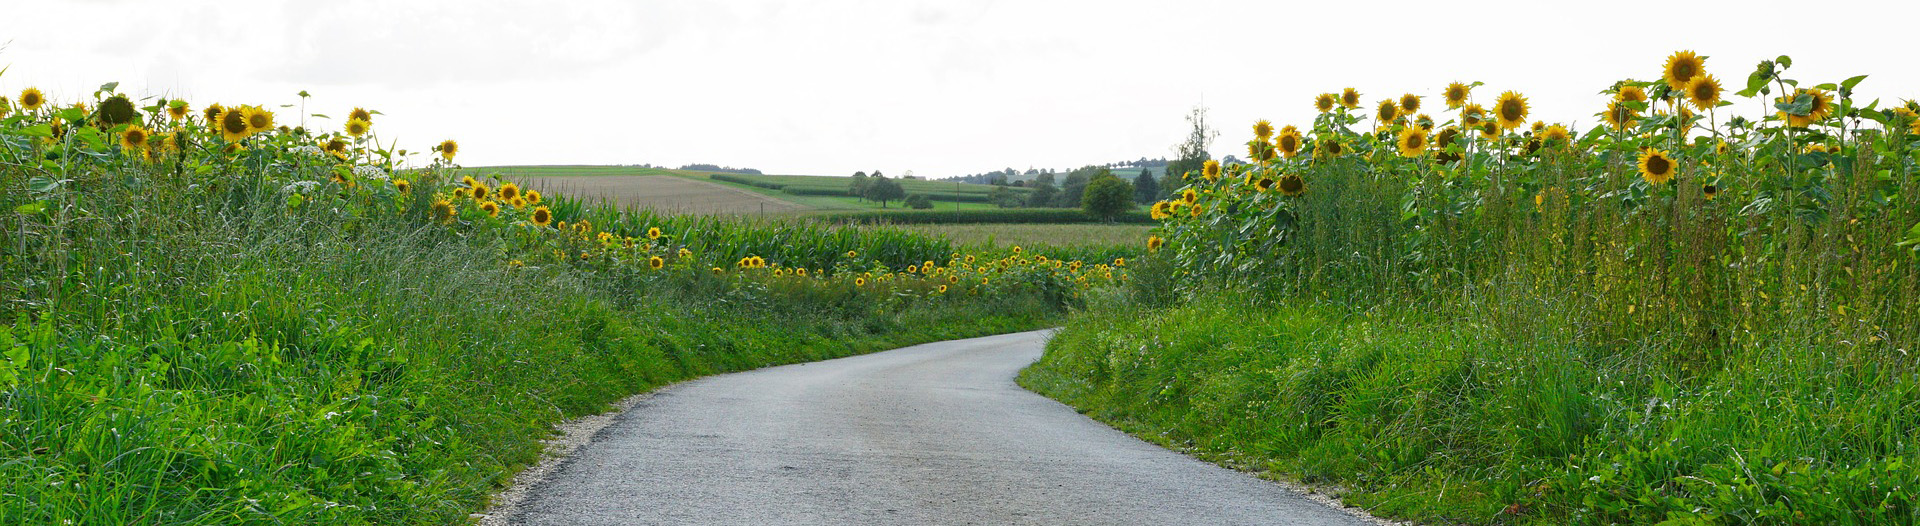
[1842,75,1869,90]
[97,81,119,94]
[1813,83,1838,91]
[1776,55,1793,68]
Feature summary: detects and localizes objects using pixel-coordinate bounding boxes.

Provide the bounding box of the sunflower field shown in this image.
[1026,52,1920,524]
[0,81,1127,523]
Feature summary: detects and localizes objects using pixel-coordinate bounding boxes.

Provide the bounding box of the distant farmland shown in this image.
[518,175,810,215]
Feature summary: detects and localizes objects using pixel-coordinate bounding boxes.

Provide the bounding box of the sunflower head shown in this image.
[1277,174,1305,197]
[203,103,224,122]
[1663,50,1704,91]
[1150,200,1173,220]
[479,200,502,217]
[243,105,275,133]
[1397,127,1429,158]
[19,88,45,110]
[1637,148,1676,185]
[345,118,371,137]
[648,256,665,269]
[1375,99,1399,124]
[1315,93,1337,113]
[1340,88,1361,109]
[216,108,253,141]
[1542,124,1571,145]
[1685,74,1723,111]
[647,226,663,240]
[1313,138,1343,160]
[1399,94,1422,114]
[1146,235,1165,252]
[1478,121,1501,140]
[1253,120,1274,141]
[1461,104,1485,127]
[167,101,190,121]
[1603,100,1639,131]
[1777,88,1834,127]
[526,190,542,204]
[498,182,521,201]
[97,94,138,126]
[430,199,456,223]
[1181,188,1199,204]
[437,139,459,161]
[348,107,373,123]
[1444,82,1470,109]
[324,138,350,159]
[1616,84,1648,104]
[1276,125,1303,158]
[394,179,412,194]
[1494,91,1529,130]
[1702,184,1719,200]
[120,124,150,150]
[471,181,491,200]
[1434,126,1459,150]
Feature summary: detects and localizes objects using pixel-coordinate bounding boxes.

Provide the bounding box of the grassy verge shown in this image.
[810,208,1153,224]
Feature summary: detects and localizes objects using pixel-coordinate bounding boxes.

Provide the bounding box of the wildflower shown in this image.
[647,227,663,240]
[1397,127,1429,158]
[1399,93,1422,114]
[855,276,867,286]
[648,256,665,269]
[1663,50,1704,91]
[1277,126,1303,158]
[437,140,459,161]
[243,105,275,134]
[531,206,552,227]
[526,190,542,204]
[1315,93,1337,113]
[1147,235,1165,252]
[1638,148,1676,185]
[1203,159,1222,181]
[203,103,224,122]
[216,108,253,141]
[395,179,412,194]
[1253,120,1274,141]
[1494,91,1529,130]
[1444,82,1470,109]
[349,107,373,123]
[1603,100,1639,131]
[1461,104,1486,127]
[1375,99,1399,124]
[1340,88,1361,109]
[1542,124,1571,145]
[1616,84,1648,104]
[19,88,45,110]
[498,182,521,202]
[345,118,370,137]
[1685,74,1722,111]
[167,101,190,121]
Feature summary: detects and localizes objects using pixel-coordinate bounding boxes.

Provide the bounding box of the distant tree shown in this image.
[1162,105,1216,199]
[1081,174,1136,222]
[988,186,1020,208]
[1034,172,1056,187]
[1055,165,1105,208]
[848,172,872,201]
[1132,168,1159,204]
[905,194,935,209]
[988,173,1009,186]
[1027,180,1058,207]
[864,177,905,208]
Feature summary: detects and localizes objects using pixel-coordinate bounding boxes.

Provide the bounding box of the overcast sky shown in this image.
[6,1,1916,177]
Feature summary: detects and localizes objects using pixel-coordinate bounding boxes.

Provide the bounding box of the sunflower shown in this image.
[1397,127,1429,158]
[394,179,412,194]
[1147,235,1165,252]
[937,285,949,294]
[647,226,663,239]
[1684,74,1722,111]
[1340,88,1361,109]
[345,118,370,137]
[167,101,190,121]
[1715,140,1731,156]
[1776,88,1834,127]
[19,88,45,110]
[1254,177,1276,192]
[510,197,527,208]
[349,107,373,123]
[1253,120,1274,141]
[1399,93,1422,114]
[1277,174,1305,196]
[97,94,137,126]
[1702,184,1719,201]
[1461,104,1486,127]
[1434,126,1459,150]
[526,190,542,204]
[0,97,9,118]
[855,276,867,286]
[1315,93,1338,113]
[1313,138,1343,160]
[1276,125,1303,158]
[1541,124,1571,145]
[430,198,456,222]
[1248,139,1274,163]
[243,105,275,133]
[1616,84,1648,104]
[216,108,253,141]
[471,181,491,200]
[1638,148,1676,185]
[497,182,521,202]
[1443,82,1470,109]
[437,140,459,161]
[1603,100,1639,131]
[1477,121,1501,140]
[1530,121,1547,134]
[1494,91,1529,130]
[648,256,665,269]
[203,103,224,122]
[1375,99,1399,124]
[323,138,350,159]
[120,124,150,150]
[1202,159,1222,181]
[1663,50,1704,91]
[1150,200,1174,220]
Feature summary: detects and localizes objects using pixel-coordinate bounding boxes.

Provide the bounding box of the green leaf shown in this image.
[98,81,119,93]
[1776,55,1793,68]
[1813,83,1838,91]
[27,176,66,194]
[1842,75,1868,90]
[13,201,47,216]
[1739,71,1770,98]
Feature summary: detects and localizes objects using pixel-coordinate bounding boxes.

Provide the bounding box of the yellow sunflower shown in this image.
[216,108,253,141]
[1253,120,1274,141]
[1147,235,1165,252]
[526,190,542,204]
[648,256,665,269]
[1276,125,1303,158]
[1541,124,1571,145]
[1375,99,1399,124]
[1461,104,1486,127]
[1776,88,1834,127]
[647,226,663,239]
[1202,159,1222,181]
[1478,121,1501,140]
[120,124,151,150]
[1616,84,1648,104]
[471,181,491,200]
[1399,93,1422,114]
[1313,138,1343,160]
[1637,148,1676,185]
[167,101,190,121]
[1494,91,1529,130]
[1150,200,1173,220]
[243,105,275,134]
[345,118,370,137]
[1685,74,1722,111]
[437,139,459,161]
[1434,126,1459,150]
[855,276,867,286]
[1663,50,1704,91]
[394,179,412,194]
[1315,93,1337,113]
[1443,82,1470,109]
[324,138,350,159]
[1340,87,1361,109]
[19,88,45,110]
[1396,127,1429,158]
[1248,139,1274,163]
[1181,188,1198,204]
[1702,184,1719,201]
[349,107,373,123]
[1531,121,1547,134]
[498,182,521,201]
[1603,100,1639,131]
[430,199,456,222]
[1277,174,1305,196]
[0,97,9,118]
[203,103,224,122]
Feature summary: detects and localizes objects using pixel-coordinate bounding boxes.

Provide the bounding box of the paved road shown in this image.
[511,330,1376,525]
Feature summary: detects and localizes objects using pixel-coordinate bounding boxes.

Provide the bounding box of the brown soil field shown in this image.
[520,176,810,215]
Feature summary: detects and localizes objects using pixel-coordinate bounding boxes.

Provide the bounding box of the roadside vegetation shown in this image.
[0,82,1130,524]
[1025,51,1920,524]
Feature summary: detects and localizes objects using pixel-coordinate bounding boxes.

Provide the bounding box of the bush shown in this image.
[905,194,934,209]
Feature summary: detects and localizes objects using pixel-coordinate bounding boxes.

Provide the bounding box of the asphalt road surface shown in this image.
[510,330,1378,525]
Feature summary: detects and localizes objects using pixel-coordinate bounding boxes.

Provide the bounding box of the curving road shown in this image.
[509,330,1378,525]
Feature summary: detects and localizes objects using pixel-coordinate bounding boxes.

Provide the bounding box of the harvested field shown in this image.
[520,176,810,215]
